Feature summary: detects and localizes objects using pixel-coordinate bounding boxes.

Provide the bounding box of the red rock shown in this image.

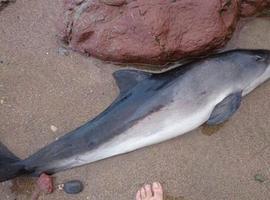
[60,0,239,64]
[37,173,53,194]
[240,0,270,17]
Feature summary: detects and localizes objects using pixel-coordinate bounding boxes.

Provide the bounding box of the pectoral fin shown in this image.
[207,92,242,125]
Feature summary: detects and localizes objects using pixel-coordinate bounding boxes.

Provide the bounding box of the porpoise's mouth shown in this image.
[242,64,270,96]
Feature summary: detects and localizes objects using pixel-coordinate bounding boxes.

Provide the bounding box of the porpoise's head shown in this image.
[228,49,270,96]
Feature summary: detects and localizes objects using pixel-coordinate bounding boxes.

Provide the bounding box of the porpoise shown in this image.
[1,49,270,182]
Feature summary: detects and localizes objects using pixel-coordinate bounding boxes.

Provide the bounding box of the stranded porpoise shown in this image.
[1,49,270,182]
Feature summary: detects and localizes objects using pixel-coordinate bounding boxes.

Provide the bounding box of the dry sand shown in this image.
[0,1,270,200]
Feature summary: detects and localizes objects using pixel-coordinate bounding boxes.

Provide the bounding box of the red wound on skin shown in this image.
[37,173,54,194]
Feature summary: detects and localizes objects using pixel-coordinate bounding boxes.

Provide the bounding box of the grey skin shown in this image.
[1,49,270,182]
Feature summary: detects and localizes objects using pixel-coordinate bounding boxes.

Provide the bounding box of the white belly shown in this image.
[48,82,239,172]
[55,99,218,170]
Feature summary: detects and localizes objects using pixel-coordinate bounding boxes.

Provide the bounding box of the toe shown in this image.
[152,182,163,199]
[144,184,152,197]
[136,190,142,200]
[140,187,146,199]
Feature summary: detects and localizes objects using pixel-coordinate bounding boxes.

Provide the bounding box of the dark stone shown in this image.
[63,180,84,194]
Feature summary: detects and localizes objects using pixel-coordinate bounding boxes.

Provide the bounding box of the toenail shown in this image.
[140,188,146,197]
[153,182,159,188]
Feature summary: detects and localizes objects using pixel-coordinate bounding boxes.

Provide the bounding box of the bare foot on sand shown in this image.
[136,182,163,200]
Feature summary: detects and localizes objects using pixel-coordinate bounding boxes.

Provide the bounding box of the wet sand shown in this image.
[1,1,270,199]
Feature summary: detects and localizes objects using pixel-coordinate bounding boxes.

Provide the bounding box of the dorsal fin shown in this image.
[113,69,152,93]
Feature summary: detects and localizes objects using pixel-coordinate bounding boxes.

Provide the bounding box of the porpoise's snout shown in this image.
[254,49,270,64]
[241,49,270,96]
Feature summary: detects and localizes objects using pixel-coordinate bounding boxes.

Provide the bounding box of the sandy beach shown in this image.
[0,1,270,199]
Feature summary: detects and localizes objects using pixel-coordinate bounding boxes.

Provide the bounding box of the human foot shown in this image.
[136,182,163,200]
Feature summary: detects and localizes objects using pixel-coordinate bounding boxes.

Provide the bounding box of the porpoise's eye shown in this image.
[255,55,265,62]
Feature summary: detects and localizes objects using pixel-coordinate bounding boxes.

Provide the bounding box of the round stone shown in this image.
[63,180,83,194]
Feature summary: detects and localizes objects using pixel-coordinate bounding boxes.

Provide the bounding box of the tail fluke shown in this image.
[0,142,29,182]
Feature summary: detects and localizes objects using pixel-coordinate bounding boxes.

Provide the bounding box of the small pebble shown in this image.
[57,183,64,190]
[58,47,69,56]
[63,180,83,194]
[50,125,58,132]
[254,174,266,183]
[0,99,4,104]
